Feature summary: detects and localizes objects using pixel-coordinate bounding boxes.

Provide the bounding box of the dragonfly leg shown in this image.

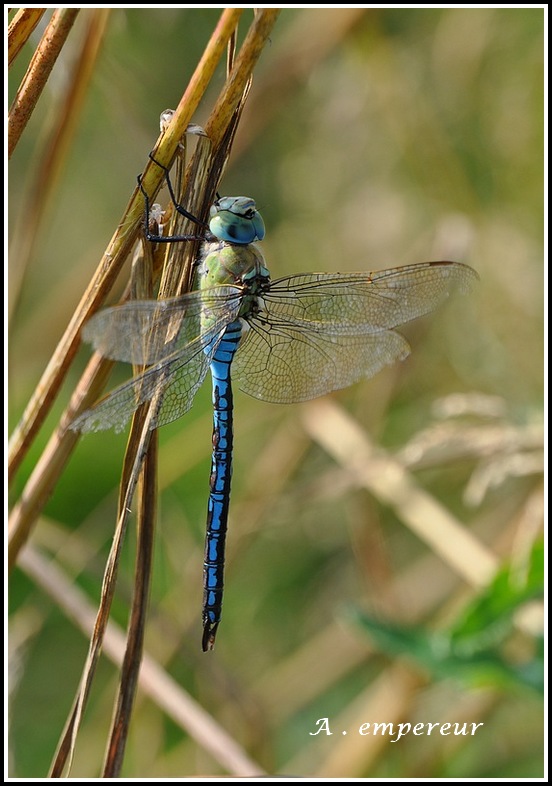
[148,152,210,230]
[136,173,205,244]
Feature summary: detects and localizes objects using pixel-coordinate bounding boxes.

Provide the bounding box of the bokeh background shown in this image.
[8,8,544,778]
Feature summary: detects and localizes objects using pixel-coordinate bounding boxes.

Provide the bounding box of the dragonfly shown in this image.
[73,191,478,650]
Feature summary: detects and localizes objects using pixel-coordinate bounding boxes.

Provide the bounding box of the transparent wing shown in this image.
[73,287,243,433]
[73,324,228,433]
[233,261,477,403]
[234,323,410,403]
[262,261,478,334]
[82,285,242,365]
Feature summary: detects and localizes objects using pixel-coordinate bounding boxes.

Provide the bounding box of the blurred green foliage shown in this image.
[9,7,544,779]
[352,537,544,692]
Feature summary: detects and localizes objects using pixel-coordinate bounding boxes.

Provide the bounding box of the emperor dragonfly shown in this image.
[73,194,477,650]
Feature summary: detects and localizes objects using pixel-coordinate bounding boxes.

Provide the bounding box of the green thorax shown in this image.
[195,196,270,330]
[197,239,271,325]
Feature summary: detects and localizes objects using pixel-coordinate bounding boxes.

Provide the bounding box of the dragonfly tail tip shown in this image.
[202,621,219,652]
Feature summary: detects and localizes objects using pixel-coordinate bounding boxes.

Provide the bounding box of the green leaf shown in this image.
[349,539,544,693]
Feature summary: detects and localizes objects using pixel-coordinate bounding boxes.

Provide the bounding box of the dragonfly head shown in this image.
[209,196,266,245]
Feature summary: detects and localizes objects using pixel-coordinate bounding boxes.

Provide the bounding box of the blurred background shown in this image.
[8,8,544,778]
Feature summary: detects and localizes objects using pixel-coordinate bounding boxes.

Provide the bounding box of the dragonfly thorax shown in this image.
[199,234,271,327]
